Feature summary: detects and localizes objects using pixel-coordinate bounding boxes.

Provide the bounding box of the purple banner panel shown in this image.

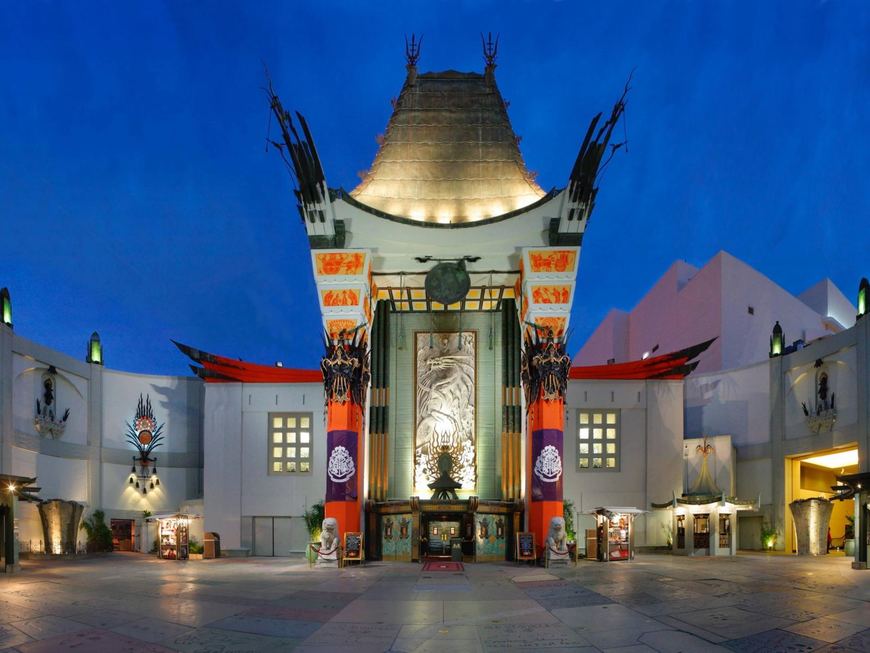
[531,428,563,502]
[326,429,358,502]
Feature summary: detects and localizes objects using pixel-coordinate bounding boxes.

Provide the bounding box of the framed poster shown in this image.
[516,532,536,561]
[343,532,363,564]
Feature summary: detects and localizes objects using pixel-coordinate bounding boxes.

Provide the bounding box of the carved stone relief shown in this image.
[414,332,475,491]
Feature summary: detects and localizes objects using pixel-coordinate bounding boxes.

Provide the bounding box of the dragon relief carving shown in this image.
[415,332,476,491]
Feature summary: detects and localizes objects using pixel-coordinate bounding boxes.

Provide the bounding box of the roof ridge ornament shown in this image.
[481,32,499,68]
[405,33,422,84]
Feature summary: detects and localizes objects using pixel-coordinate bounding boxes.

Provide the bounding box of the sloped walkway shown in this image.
[0,552,868,652]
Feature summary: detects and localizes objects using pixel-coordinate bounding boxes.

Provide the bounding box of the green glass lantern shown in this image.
[769,321,783,357]
[87,332,103,365]
[1,287,11,327]
[858,278,868,320]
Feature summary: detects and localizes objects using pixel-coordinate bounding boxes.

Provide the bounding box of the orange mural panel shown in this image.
[321,289,361,307]
[528,250,577,273]
[530,285,570,304]
[326,319,357,337]
[535,316,567,336]
[315,252,366,276]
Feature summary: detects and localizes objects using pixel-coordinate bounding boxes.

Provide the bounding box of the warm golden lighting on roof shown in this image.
[351,69,544,224]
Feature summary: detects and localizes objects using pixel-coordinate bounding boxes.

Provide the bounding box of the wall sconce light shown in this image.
[1,287,11,328]
[87,332,103,365]
[769,321,783,357]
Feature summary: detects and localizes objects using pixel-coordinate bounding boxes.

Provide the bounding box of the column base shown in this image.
[325,501,361,537]
[529,500,564,561]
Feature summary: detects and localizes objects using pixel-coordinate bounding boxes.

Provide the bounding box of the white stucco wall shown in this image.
[575,251,853,375]
[562,379,683,547]
[685,359,771,447]
[203,382,325,551]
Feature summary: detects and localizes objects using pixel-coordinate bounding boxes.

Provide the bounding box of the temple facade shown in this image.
[1,42,867,570]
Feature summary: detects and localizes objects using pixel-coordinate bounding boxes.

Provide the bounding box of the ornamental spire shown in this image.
[405,33,422,85]
[482,32,499,83]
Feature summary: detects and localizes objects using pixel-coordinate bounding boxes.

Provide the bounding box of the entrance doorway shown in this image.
[425,520,460,557]
[111,519,135,551]
[785,446,859,553]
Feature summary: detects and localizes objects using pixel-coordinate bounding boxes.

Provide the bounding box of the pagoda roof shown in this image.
[350,68,545,224]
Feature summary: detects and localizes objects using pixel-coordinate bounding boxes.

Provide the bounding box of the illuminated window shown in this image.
[577,410,619,471]
[269,413,313,474]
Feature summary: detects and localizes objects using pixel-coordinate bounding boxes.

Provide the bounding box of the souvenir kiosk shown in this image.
[151,513,198,561]
[590,507,643,561]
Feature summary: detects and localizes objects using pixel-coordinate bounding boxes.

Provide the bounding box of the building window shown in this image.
[577,410,619,471]
[269,413,313,474]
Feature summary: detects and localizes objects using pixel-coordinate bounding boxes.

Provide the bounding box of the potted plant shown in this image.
[188,537,204,560]
[304,501,324,563]
[563,499,577,561]
[80,510,114,553]
[760,523,778,551]
[844,516,855,556]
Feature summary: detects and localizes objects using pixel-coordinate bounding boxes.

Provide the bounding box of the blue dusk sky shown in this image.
[1,1,868,375]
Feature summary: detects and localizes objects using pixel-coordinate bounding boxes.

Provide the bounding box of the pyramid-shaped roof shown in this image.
[350,67,545,224]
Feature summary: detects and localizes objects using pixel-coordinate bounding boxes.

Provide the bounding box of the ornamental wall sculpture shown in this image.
[521,325,571,406]
[801,360,837,433]
[415,331,476,492]
[126,394,164,494]
[320,326,370,406]
[33,368,70,439]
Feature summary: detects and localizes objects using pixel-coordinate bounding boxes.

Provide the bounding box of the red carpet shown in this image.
[422,561,464,572]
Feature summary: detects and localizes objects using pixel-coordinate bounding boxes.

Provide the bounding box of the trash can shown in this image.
[204,532,220,559]
[450,538,463,562]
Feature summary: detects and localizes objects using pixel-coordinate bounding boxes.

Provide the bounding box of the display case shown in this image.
[589,507,643,562]
[607,514,631,560]
[151,514,198,560]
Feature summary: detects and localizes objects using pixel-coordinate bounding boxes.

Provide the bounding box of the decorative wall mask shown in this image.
[321,325,370,406]
[801,360,837,433]
[126,394,164,494]
[33,368,70,439]
[521,324,571,406]
[415,332,476,491]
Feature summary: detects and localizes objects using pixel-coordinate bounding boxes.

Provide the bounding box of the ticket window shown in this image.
[719,515,732,549]
[693,514,710,550]
[676,515,686,549]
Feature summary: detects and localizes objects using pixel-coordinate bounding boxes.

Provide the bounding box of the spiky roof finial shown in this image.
[482,32,499,68]
[405,33,422,66]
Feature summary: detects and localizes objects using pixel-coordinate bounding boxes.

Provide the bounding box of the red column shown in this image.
[321,330,369,538]
[324,399,364,534]
[527,393,564,559]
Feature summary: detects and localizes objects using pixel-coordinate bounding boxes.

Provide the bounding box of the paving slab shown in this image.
[0,625,32,650]
[110,617,194,644]
[551,603,662,633]
[15,628,175,653]
[639,629,733,652]
[168,626,300,652]
[477,622,591,650]
[444,599,557,625]
[208,614,322,639]
[671,605,794,640]
[9,616,89,641]
[785,617,868,644]
[722,628,827,653]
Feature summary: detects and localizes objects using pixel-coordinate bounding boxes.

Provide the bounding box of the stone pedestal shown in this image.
[789,498,833,556]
